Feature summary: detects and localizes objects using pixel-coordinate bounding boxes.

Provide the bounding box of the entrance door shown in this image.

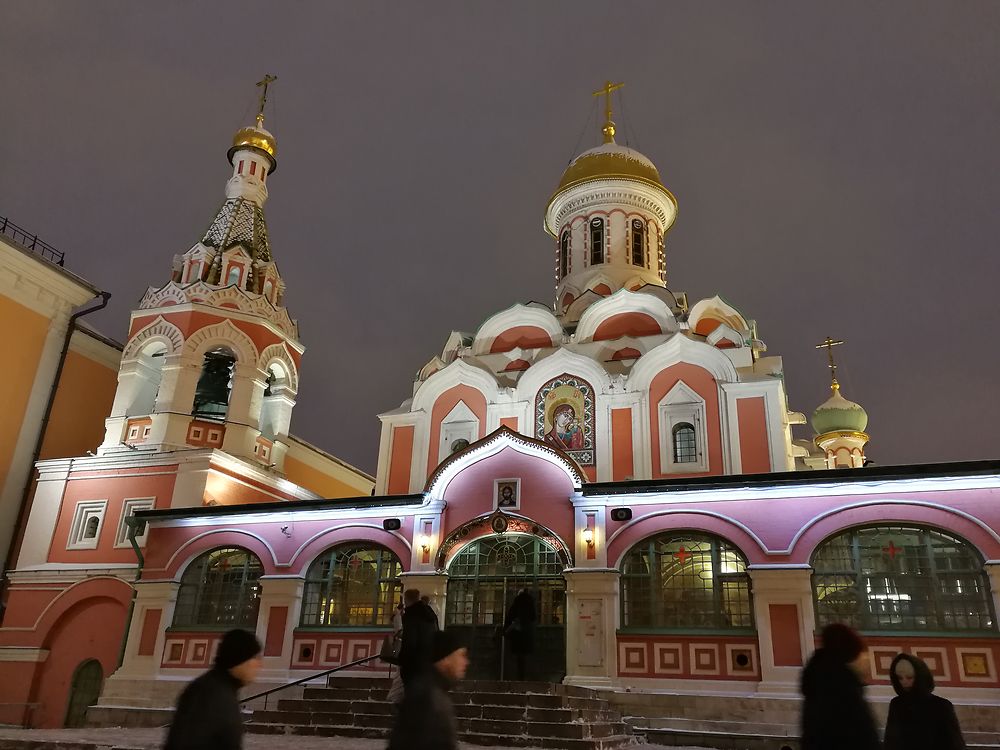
[445,534,566,682]
[64,659,103,727]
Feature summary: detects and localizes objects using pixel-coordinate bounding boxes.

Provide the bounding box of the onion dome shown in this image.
[811,383,869,435]
[228,122,277,174]
[554,142,666,195]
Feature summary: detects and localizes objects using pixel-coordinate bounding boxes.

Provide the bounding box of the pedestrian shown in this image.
[421,594,441,631]
[164,628,262,750]
[800,623,879,750]
[399,588,438,685]
[386,598,406,708]
[503,588,536,680]
[387,629,469,750]
[883,652,965,750]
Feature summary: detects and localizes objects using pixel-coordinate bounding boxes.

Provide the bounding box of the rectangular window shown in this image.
[589,218,605,265]
[115,498,155,548]
[238,160,244,175]
[68,500,108,550]
[249,161,257,176]
[631,220,645,266]
[559,232,570,278]
[658,389,710,473]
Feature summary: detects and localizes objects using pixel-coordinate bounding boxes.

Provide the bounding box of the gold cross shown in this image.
[592,80,624,143]
[255,74,277,127]
[815,336,844,387]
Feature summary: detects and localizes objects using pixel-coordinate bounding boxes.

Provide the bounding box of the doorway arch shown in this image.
[445,533,566,682]
[64,659,103,727]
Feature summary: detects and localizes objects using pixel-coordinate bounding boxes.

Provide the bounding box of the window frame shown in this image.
[299,543,402,629]
[559,230,570,278]
[619,532,754,633]
[67,500,108,550]
[630,218,645,267]
[589,217,605,266]
[811,524,996,635]
[114,498,155,549]
[657,382,709,473]
[171,547,264,630]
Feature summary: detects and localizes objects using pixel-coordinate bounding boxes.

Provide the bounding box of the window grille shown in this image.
[620,533,753,630]
[672,422,698,463]
[173,547,263,629]
[300,544,402,627]
[559,231,570,278]
[812,525,995,633]
[589,218,605,265]
[631,219,645,266]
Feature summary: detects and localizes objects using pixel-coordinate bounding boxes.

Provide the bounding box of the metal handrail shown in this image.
[0,215,65,266]
[240,654,384,710]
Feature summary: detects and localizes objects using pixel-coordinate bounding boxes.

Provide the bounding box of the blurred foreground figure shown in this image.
[503,588,536,680]
[400,588,439,685]
[800,623,879,750]
[387,630,469,750]
[164,629,262,750]
[884,653,965,750]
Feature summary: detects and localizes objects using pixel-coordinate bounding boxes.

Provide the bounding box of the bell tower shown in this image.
[100,76,302,472]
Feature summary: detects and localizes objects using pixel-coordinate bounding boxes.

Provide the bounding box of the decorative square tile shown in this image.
[189,639,209,665]
[348,640,372,662]
[726,644,758,676]
[322,641,344,666]
[618,643,648,674]
[870,648,899,678]
[912,647,950,682]
[164,640,184,664]
[293,640,317,667]
[652,643,684,675]
[957,649,996,683]
[689,644,720,676]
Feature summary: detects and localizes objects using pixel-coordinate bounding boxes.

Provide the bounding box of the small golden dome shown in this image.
[228,124,277,172]
[553,143,667,195]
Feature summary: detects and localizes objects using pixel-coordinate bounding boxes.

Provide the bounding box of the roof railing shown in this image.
[0,215,65,266]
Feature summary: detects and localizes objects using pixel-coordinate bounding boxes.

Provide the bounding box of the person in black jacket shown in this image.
[883,652,965,750]
[164,629,262,750]
[503,588,536,680]
[800,623,879,750]
[399,588,439,684]
[388,629,468,750]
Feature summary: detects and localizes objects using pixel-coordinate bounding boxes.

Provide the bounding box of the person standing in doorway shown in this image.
[883,652,965,750]
[800,623,879,750]
[164,629,262,750]
[503,588,536,681]
[388,630,469,750]
[399,588,438,685]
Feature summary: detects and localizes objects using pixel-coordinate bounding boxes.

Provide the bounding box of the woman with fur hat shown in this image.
[164,628,262,750]
[800,623,879,750]
[883,653,965,750]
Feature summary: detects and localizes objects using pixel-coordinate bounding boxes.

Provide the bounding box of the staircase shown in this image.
[247,676,638,750]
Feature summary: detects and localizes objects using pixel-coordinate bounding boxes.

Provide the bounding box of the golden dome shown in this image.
[554,143,667,195]
[228,124,277,172]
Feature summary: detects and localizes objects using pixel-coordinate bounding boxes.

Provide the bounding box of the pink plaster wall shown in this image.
[648,364,723,478]
[426,385,488,480]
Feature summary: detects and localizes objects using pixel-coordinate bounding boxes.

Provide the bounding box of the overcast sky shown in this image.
[3,2,1000,475]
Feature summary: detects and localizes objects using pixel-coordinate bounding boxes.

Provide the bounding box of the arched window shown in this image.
[621,533,753,630]
[589,217,605,265]
[83,515,100,540]
[259,363,291,441]
[192,348,235,420]
[671,422,697,463]
[812,525,994,633]
[301,544,402,627]
[559,230,570,278]
[631,219,645,266]
[226,265,242,286]
[450,438,470,454]
[173,547,263,629]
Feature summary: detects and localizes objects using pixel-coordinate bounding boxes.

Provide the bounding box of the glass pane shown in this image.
[301,544,402,627]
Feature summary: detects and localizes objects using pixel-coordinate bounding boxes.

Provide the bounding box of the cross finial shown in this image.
[255,74,277,128]
[815,336,845,390]
[592,80,625,144]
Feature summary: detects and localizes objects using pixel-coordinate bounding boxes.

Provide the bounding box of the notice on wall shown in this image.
[577,598,603,667]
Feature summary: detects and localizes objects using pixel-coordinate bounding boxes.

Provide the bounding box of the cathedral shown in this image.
[2,80,999,736]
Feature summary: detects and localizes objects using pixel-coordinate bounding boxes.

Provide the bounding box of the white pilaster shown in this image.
[748,566,815,694]
[563,569,620,687]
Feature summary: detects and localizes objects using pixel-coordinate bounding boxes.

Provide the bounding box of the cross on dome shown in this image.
[815,336,845,390]
[592,80,625,144]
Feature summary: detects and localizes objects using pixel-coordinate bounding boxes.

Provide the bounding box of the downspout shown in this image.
[117,515,146,668]
[1,291,112,605]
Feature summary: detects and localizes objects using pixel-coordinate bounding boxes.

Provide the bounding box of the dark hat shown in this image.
[431,630,464,662]
[215,628,262,670]
[820,623,865,663]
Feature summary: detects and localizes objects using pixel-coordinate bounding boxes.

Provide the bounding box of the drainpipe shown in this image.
[1,291,112,607]
[117,515,147,668]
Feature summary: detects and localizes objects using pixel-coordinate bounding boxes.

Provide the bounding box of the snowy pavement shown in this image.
[0,727,711,750]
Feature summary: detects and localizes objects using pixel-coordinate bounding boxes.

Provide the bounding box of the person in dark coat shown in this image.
[800,623,879,750]
[399,588,439,684]
[503,588,536,680]
[164,629,262,750]
[387,629,468,750]
[883,652,965,750]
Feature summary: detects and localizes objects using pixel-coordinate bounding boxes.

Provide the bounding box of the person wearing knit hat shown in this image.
[800,623,879,750]
[388,629,468,750]
[164,629,262,750]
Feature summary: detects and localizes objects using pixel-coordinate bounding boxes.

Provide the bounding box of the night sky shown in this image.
[4,2,1000,475]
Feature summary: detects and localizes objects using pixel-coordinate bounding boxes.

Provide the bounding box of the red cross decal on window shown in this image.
[348,555,363,571]
[883,541,901,560]
[217,556,231,571]
[673,547,691,565]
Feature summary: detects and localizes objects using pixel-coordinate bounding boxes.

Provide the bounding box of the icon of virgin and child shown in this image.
[544,402,585,451]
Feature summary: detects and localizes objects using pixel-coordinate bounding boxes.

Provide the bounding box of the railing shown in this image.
[0,215,65,266]
[240,654,385,712]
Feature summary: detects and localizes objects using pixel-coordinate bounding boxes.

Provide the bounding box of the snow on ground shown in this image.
[0,727,711,750]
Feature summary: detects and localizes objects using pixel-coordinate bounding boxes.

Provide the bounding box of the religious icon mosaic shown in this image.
[534,373,595,467]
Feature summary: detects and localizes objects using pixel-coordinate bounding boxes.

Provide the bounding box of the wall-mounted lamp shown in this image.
[419,535,431,553]
[582,527,595,547]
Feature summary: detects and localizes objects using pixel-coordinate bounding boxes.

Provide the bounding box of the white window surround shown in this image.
[114,498,156,549]
[658,381,709,473]
[68,500,108,550]
[439,400,479,462]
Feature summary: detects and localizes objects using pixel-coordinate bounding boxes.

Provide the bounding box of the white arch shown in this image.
[288,524,412,568]
[123,316,184,360]
[412,358,499,414]
[183,319,258,363]
[575,289,677,343]
[164,528,279,574]
[629,333,739,389]
[259,342,299,392]
[472,304,564,356]
[688,294,751,335]
[515,347,612,404]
